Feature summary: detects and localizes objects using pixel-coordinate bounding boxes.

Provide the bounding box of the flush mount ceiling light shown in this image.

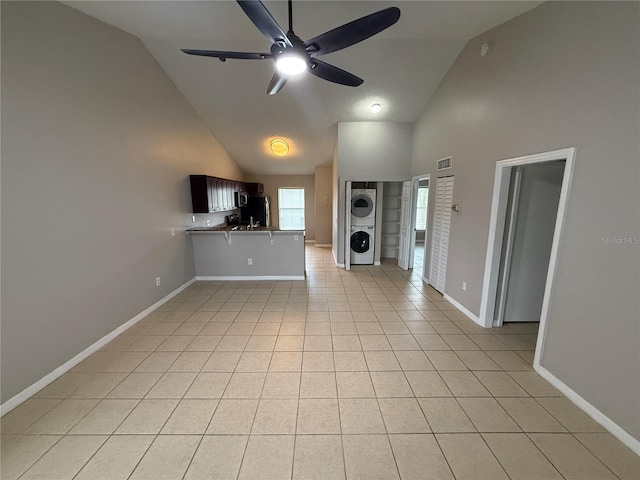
[371,103,382,113]
[270,138,290,156]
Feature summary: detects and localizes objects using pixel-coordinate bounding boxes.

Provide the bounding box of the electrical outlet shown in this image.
[156,277,161,287]
[247,258,253,265]
[462,281,467,291]
[206,220,211,226]
[170,228,175,237]
[294,235,299,241]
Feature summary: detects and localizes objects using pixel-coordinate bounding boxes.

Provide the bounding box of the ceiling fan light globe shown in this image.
[276,54,307,75]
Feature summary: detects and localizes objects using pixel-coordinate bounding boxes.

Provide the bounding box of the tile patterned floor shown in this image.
[2,246,638,479]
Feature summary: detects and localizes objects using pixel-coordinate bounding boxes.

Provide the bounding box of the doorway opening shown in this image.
[395,175,430,276]
[479,147,575,367]
[494,161,565,326]
[411,178,429,275]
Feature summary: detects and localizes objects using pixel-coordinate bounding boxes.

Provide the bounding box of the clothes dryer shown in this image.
[351,189,376,226]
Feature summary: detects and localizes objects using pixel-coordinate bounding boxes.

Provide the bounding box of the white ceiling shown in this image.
[65,1,541,175]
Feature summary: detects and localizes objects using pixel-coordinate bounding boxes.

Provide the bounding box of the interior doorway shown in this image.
[412,178,430,275]
[479,147,576,367]
[495,161,565,325]
[396,175,430,273]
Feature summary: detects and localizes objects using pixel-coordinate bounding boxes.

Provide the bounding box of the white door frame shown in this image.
[478,147,576,368]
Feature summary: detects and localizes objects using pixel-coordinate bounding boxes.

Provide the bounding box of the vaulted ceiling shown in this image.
[65,1,541,175]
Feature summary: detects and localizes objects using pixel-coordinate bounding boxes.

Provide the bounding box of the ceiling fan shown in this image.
[181,0,401,95]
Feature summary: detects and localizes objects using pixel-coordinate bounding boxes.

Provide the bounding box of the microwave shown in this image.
[235,191,248,208]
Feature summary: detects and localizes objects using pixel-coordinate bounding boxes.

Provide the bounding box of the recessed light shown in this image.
[270,138,289,156]
[371,103,382,114]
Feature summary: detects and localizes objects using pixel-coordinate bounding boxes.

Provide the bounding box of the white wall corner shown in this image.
[0,277,197,416]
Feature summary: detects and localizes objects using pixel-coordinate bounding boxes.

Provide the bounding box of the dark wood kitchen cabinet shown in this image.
[245,182,264,195]
[190,175,240,214]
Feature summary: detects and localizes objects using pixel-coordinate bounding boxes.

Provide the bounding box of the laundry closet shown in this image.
[348,181,404,265]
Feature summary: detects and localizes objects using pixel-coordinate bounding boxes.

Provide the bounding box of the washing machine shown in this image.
[351,189,376,226]
[350,226,375,264]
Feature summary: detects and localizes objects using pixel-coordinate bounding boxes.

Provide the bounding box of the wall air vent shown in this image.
[437,156,452,171]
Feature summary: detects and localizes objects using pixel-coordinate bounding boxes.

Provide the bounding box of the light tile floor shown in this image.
[2,246,638,479]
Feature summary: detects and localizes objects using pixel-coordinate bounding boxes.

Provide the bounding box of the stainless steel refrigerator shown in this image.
[241,196,270,227]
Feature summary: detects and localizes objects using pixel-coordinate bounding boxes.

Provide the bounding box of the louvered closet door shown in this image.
[429,176,454,293]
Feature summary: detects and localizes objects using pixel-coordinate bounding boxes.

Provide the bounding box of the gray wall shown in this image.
[1,2,244,403]
[244,174,315,240]
[314,165,333,245]
[411,2,639,440]
[334,122,413,265]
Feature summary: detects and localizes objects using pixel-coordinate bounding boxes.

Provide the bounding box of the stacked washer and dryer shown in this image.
[350,189,376,264]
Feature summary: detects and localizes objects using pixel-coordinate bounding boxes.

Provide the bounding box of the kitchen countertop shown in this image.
[187,226,303,234]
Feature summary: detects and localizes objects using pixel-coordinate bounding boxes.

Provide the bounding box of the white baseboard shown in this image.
[443,293,481,325]
[535,364,640,455]
[422,276,430,284]
[196,275,305,281]
[374,261,381,266]
[0,277,196,417]
[314,244,332,247]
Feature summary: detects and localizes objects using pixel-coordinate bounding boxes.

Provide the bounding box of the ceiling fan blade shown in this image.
[237,0,292,47]
[267,71,288,95]
[305,7,400,57]
[308,59,363,87]
[181,49,272,60]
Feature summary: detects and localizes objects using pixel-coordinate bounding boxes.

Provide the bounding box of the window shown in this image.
[415,187,429,230]
[278,188,305,230]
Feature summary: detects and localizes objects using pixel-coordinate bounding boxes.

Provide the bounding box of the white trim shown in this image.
[533,149,575,366]
[536,364,640,455]
[195,275,305,281]
[374,261,381,266]
[443,293,481,325]
[422,275,430,285]
[0,277,197,416]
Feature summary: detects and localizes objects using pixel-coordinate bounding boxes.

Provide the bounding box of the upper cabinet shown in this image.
[190,175,244,214]
[245,182,264,195]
